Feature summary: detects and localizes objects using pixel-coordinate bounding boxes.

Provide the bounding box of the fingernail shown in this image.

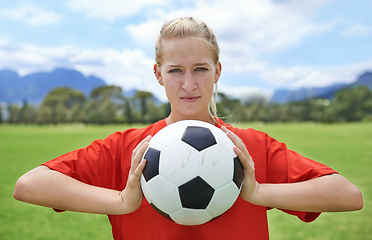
[222,126,230,133]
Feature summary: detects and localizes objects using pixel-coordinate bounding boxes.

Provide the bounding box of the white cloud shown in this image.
[65,0,172,21]
[0,39,167,99]
[121,0,350,94]
[70,47,167,100]
[70,47,156,88]
[26,10,62,26]
[167,0,329,52]
[0,6,62,26]
[340,23,371,37]
[125,0,333,74]
[0,42,77,75]
[218,83,274,101]
[125,19,164,49]
[259,62,372,89]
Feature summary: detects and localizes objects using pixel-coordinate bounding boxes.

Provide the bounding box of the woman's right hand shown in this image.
[120,135,151,214]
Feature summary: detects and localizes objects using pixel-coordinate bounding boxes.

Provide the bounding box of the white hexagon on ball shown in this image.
[159,141,200,186]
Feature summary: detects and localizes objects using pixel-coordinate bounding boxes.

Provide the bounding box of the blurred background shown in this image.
[0,0,371,124]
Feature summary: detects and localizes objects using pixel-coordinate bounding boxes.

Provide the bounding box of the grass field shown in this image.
[0,122,371,239]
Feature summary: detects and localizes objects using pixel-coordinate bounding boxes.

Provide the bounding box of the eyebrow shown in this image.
[195,62,209,67]
[168,64,181,68]
[167,62,210,68]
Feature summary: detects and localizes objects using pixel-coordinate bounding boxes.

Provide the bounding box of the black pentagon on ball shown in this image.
[233,157,244,188]
[178,176,215,209]
[181,126,217,151]
[142,147,161,182]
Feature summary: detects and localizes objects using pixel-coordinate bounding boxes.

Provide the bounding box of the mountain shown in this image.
[351,72,372,88]
[270,71,372,104]
[0,68,107,105]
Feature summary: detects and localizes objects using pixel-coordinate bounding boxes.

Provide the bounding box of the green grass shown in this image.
[1,122,371,239]
[236,122,372,240]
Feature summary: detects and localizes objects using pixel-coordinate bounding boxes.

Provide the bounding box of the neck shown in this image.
[166,113,215,125]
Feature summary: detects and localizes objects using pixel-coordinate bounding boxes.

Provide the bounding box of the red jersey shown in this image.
[43,119,337,240]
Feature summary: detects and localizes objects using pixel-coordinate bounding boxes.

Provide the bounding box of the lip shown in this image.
[180,96,200,103]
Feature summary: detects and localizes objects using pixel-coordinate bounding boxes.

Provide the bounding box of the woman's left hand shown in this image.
[221,126,260,205]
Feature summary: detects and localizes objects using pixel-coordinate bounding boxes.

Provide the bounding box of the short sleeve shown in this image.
[264,133,338,222]
[42,120,167,192]
[265,135,338,184]
[230,127,338,223]
[42,131,125,190]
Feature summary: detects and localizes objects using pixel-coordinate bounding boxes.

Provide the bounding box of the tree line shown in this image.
[2,85,372,124]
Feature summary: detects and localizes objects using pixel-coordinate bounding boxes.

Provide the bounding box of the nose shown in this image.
[182,71,197,91]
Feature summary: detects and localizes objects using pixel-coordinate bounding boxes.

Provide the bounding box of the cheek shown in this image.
[163,81,178,99]
[201,76,215,91]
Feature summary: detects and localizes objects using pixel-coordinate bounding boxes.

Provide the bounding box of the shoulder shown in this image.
[119,119,167,139]
[216,118,268,141]
[106,119,168,147]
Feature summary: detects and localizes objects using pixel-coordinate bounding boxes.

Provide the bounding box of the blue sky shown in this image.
[0,0,371,101]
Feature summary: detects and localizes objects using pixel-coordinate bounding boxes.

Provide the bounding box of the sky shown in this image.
[0,0,371,101]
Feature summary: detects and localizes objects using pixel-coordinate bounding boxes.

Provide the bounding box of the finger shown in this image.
[134,159,147,179]
[128,159,147,187]
[221,127,254,169]
[131,142,149,171]
[131,136,151,173]
[222,127,250,156]
[132,135,151,159]
[233,146,255,174]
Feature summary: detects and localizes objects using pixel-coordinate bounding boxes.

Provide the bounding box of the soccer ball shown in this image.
[140,120,244,225]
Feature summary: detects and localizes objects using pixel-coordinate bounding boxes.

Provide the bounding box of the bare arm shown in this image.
[248,173,363,212]
[13,165,129,214]
[222,127,363,213]
[13,135,151,215]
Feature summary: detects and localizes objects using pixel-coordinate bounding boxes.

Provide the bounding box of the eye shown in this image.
[195,67,208,71]
[169,69,181,73]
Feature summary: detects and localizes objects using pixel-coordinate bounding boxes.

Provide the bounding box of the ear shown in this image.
[154,64,164,86]
[214,61,222,84]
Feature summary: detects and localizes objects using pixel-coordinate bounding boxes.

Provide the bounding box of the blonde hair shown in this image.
[155,17,220,120]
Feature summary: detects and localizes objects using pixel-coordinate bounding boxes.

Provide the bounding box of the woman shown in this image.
[14,17,363,240]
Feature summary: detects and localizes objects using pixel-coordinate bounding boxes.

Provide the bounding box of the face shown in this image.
[154,37,221,124]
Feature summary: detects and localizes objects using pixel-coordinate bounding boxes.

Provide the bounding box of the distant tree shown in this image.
[216,93,241,118]
[246,102,264,122]
[123,97,134,124]
[37,105,52,124]
[8,101,38,124]
[55,101,68,123]
[331,86,372,121]
[161,102,171,119]
[8,104,21,123]
[309,99,331,122]
[261,104,281,122]
[19,99,38,123]
[91,85,122,101]
[82,101,99,124]
[134,91,156,123]
[100,98,117,123]
[83,85,123,124]
[145,101,165,123]
[67,104,83,122]
[38,87,86,124]
[290,100,311,121]
[43,87,86,109]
